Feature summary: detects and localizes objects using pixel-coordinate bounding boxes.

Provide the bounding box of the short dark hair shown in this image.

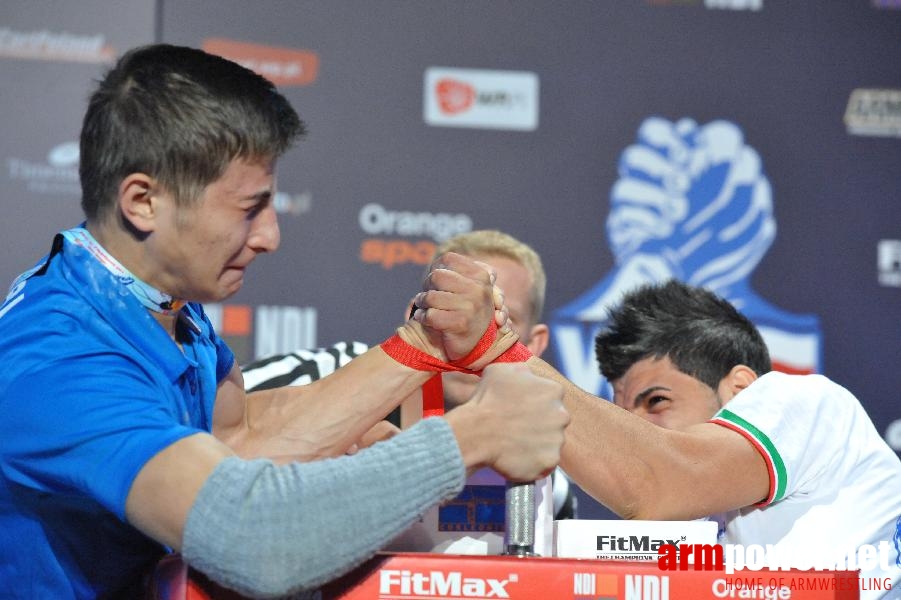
[595,280,771,390]
[79,44,305,221]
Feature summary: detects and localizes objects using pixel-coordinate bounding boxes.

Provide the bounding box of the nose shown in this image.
[249,203,280,253]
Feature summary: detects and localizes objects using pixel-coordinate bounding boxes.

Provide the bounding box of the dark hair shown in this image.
[79,44,305,221]
[595,280,771,390]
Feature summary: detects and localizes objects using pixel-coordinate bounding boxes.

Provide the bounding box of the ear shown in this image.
[717,364,758,405]
[117,173,158,234]
[525,323,549,358]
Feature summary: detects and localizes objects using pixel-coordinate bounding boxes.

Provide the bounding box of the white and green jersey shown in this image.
[710,372,901,599]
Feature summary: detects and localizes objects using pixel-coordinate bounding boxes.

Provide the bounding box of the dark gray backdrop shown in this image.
[2,0,899,519]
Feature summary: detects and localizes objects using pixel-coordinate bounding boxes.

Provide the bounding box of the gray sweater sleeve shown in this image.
[182,417,465,599]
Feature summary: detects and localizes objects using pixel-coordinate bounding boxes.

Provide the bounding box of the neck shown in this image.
[72,223,184,316]
[86,220,153,286]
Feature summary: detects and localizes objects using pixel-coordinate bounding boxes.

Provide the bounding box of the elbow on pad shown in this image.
[181,418,464,598]
[182,457,317,598]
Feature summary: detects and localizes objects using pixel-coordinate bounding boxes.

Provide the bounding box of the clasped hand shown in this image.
[404,252,517,368]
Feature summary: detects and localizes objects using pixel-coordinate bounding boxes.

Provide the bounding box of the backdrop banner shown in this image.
[2,0,899,518]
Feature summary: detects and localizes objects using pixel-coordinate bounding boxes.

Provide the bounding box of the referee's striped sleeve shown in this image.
[241,341,369,392]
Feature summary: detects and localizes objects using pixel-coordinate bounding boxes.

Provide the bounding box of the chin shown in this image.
[194,283,241,304]
[218,272,246,297]
[217,284,243,301]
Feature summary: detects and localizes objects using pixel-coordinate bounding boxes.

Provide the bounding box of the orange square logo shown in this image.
[221,305,252,336]
[598,573,618,597]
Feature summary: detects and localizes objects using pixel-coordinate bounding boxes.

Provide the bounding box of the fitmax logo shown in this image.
[598,535,686,552]
[379,569,515,598]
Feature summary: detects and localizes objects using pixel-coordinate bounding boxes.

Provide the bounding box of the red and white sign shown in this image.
[424,67,539,131]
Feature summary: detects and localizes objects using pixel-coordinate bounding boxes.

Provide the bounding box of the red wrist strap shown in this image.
[381,330,532,372]
[380,334,470,373]
[493,341,532,363]
[422,374,445,418]
[381,330,532,420]
[381,335,461,419]
[448,322,497,367]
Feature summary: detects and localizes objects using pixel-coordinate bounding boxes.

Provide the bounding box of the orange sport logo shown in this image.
[360,239,436,270]
[358,203,473,270]
[202,38,319,87]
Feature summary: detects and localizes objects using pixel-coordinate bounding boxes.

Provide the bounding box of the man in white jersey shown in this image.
[570,279,900,598]
[443,271,901,598]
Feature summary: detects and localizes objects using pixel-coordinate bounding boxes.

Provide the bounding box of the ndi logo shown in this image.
[625,575,670,600]
[573,571,619,597]
[204,303,317,364]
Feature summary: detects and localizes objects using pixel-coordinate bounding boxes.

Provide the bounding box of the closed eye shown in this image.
[243,193,272,217]
[645,395,669,412]
[634,386,672,412]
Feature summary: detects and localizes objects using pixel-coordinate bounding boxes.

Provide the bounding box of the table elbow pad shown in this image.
[182,418,464,598]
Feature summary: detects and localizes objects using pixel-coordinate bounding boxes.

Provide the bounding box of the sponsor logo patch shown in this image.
[844,88,901,138]
[424,67,539,131]
[203,38,319,86]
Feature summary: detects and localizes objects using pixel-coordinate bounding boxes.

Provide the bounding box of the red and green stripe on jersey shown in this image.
[710,409,787,506]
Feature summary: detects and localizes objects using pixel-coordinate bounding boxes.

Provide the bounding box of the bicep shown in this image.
[211,361,247,438]
[125,432,232,551]
[651,423,771,519]
[527,357,770,520]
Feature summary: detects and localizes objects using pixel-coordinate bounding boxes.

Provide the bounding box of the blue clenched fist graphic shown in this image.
[608,117,775,289]
[550,116,821,398]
